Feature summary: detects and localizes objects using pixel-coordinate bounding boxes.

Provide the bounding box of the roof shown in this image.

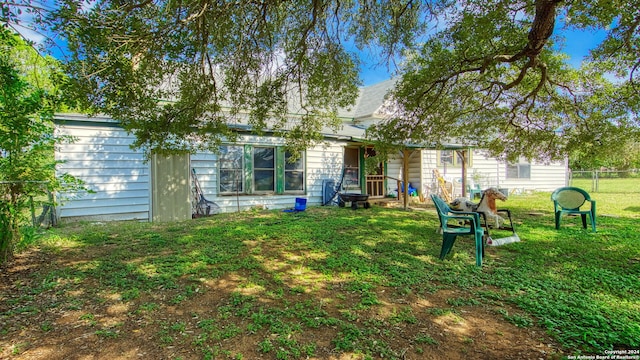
[336,78,396,120]
[351,78,397,119]
[54,112,369,142]
[54,80,468,149]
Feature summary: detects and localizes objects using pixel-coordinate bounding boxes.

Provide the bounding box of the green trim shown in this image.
[383,161,388,194]
[438,149,473,168]
[244,144,253,194]
[220,144,307,195]
[276,147,285,194]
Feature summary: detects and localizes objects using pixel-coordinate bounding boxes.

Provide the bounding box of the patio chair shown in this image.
[467,184,482,200]
[551,186,596,232]
[431,194,485,267]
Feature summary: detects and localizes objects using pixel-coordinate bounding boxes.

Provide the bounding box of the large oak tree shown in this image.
[368,0,640,162]
[3,0,640,161]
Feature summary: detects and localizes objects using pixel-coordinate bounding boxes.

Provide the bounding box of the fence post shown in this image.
[30,196,36,226]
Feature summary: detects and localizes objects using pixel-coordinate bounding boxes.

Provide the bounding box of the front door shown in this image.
[364,147,385,198]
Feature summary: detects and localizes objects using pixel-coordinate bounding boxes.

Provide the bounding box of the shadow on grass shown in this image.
[3,197,640,358]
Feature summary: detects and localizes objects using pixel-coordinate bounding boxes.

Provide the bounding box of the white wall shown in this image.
[420,149,568,196]
[56,118,353,219]
[385,150,423,196]
[191,136,347,213]
[55,121,151,221]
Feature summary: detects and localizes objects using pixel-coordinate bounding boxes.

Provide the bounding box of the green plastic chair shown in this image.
[551,187,596,232]
[431,194,485,266]
[467,184,482,200]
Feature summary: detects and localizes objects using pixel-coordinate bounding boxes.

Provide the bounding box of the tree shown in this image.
[367,0,640,162]
[3,1,640,162]
[46,0,431,155]
[0,27,82,263]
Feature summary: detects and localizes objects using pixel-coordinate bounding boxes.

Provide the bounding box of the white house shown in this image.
[54,81,568,222]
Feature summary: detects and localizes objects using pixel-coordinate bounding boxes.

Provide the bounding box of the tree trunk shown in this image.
[0,192,19,264]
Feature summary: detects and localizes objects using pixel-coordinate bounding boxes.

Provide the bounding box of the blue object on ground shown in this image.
[400,182,418,196]
[294,198,307,211]
[283,197,307,213]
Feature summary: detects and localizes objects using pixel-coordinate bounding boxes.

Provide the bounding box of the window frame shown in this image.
[284,150,305,193]
[252,146,276,194]
[218,145,244,194]
[506,160,531,179]
[437,149,473,168]
[217,144,306,195]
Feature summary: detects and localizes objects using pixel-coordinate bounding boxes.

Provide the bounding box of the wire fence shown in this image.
[0,181,57,228]
[569,170,640,194]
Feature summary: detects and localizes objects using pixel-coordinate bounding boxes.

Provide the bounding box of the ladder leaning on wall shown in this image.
[432,169,452,203]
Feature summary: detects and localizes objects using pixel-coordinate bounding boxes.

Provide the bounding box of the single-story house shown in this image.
[54,80,569,222]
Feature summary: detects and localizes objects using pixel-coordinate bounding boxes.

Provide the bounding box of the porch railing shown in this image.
[365,175,386,198]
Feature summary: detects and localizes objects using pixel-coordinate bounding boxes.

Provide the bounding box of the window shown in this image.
[219,146,243,193]
[253,147,275,192]
[507,161,531,179]
[285,151,304,191]
[437,150,472,168]
[218,145,305,194]
[344,147,360,187]
[439,150,454,166]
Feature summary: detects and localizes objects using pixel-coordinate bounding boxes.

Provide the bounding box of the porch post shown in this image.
[458,149,467,198]
[403,149,410,210]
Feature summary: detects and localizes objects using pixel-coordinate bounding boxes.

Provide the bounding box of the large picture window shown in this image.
[218,145,305,194]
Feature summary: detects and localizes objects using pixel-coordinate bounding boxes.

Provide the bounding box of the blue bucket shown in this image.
[294,198,307,211]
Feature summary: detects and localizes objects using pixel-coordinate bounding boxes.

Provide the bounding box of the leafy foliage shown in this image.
[0,28,84,263]
[43,0,434,155]
[4,1,640,162]
[366,1,640,163]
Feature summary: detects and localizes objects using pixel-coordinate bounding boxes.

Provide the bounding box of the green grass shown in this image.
[571,175,640,194]
[1,189,639,358]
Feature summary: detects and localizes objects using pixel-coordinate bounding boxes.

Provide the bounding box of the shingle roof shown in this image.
[350,78,396,119]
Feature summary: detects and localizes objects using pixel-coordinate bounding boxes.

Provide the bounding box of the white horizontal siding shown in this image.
[190,137,347,213]
[469,151,568,193]
[420,149,568,196]
[306,140,344,200]
[55,123,150,221]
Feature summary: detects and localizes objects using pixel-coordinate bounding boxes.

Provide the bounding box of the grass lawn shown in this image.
[1,189,639,359]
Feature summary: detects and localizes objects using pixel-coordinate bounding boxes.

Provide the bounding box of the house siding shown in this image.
[55,117,354,220]
[422,149,568,197]
[55,121,151,221]
[385,150,423,196]
[54,115,568,221]
[191,136,346,213]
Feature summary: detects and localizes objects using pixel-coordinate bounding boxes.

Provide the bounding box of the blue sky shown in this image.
[358,27,609,86]
[12,12,608,88]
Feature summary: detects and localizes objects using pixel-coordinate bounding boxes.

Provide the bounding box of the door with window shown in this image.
[364,147,385,198]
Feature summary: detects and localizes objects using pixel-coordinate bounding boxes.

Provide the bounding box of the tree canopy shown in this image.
[3,0,640,161]
[46,0,432,154]
[0,26,86,263]
[366,0,640,163]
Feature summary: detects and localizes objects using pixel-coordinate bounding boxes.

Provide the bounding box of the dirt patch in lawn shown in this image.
[1,246,564,360]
